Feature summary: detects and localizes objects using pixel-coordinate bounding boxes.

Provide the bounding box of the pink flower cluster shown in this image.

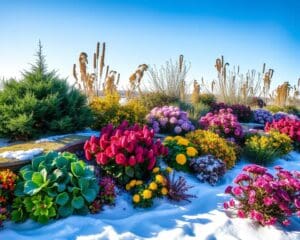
[265,117,300,143]
[224,164,300,226]
[146,106,195,134]
[199,108,243,140]
[84,121,168,170]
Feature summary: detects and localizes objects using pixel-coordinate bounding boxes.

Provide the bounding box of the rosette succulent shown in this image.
[11,151,99,223]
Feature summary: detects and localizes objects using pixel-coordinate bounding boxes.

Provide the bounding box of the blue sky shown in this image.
[0,0,299,90]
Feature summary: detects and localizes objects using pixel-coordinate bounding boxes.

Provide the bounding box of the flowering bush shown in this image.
[90,94,147,130]
[253,109,273,125]
[163,136,198,172]
[186,130,237,169]
[128,167,171,208]
[244,131,293,164]
[146,106,195,135]
[0,169,17,227]
[265,117,300,150]
[84,121,168,186]
[189,155,226,185]
[224,164,300,226]
[211,103,253,122]
[90,177,116,213]
[199,108,244,141]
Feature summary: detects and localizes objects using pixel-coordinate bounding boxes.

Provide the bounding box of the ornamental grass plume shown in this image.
[224,164,300,226]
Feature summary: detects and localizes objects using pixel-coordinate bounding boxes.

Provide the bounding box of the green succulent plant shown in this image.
[12,151,99,223]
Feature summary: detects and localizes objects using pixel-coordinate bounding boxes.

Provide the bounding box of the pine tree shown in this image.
[0,42,92,140]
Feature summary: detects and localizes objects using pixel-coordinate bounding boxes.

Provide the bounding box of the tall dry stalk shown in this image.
[208,55,273,105]
[191,80,200,104]
[73,41,114,99]
[273,82,290,107]
[126,64,148,99]
[147,54,190,99]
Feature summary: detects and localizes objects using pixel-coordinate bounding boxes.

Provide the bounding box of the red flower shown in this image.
[85,150,92,161]
[96,152,108,165]
[147,157,156,170]
[128,156,137,166]
[126,142,135,153]
[136,153,143,163]
[105,146,115,158]
[115,153,127,165]
[91,143,98,153]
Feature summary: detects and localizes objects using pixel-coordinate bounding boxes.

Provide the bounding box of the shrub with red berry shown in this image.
[224,164,300,226]
[84,121,168,186]
[0,169,18,227]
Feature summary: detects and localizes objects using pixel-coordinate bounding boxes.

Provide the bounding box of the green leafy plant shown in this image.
[0,42,92,140]
[11,151,99,223]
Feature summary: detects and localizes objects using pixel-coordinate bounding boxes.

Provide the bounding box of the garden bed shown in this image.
[2,152,300,239]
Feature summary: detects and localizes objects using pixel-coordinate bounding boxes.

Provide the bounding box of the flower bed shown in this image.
[224,164,300,226]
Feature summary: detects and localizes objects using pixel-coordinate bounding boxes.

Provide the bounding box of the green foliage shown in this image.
[138,92,179,111]
[198,93,216,106]
[90,94,147,130]
[11,151,99,223]
[0,43,92,140]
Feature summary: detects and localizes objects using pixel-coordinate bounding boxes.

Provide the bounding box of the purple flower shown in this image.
[174,126,182,134]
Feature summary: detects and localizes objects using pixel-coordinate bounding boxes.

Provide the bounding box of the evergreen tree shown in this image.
[0,42,92,140]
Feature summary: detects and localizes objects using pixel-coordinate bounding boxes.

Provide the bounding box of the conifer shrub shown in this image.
[0,43,92,140]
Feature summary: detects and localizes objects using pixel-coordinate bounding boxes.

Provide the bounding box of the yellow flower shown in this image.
[161,187,168,195]
[136,180,143,185]
[186,147,198,157]
[142,189,152,199]
[149,182,158,191]
[152,167,160,173]
[129,180,136,187]
[166,167,173,173]
[176,154,187,165]
[164,136,173,141]
[177,138,189,146]
[125,184,131,191]
[155,174,164,183]
[133,194,141,203]
[174,136,183,140]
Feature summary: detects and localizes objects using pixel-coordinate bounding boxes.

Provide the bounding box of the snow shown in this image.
[0,148,44,161]
[2,152,300,240]
[35,130,99,143]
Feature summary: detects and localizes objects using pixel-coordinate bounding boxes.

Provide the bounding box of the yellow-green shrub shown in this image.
[90,94,147,130]
[244,130,292,164]
[185,130,237,169]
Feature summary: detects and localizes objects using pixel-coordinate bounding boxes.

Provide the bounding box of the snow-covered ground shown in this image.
[0,148,44,161]
[2,152,300,240]
[35,129,99,143]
